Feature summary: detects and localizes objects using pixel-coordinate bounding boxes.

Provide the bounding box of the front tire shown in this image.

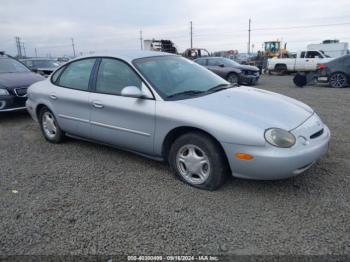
[227,73,238,84]
[39,107,64,143]
[168,132,229,190]
[329,72,348,88]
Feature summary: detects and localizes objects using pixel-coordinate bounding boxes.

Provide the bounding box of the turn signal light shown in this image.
[235,153,254,160]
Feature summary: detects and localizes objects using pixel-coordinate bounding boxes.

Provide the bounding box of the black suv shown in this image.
[0,53,44,112]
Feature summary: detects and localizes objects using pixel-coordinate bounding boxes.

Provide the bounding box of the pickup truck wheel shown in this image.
[168,132,229,190]
[329,72,348,88]
[275,64,287,75]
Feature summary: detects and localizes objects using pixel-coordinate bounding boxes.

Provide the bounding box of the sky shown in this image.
[1,0,350,57]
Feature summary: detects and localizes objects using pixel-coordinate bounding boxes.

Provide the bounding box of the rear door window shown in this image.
[57,59,96,91]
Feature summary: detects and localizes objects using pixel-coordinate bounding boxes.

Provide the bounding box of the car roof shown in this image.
[71,50,176,63]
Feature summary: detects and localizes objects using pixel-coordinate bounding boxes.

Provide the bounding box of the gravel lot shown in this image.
[0,75,349,256]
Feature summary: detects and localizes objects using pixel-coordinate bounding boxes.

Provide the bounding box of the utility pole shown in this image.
[71,38,76,57]
[22,42,26,57]
[15,36,22,58]
[35,48,38,57]
[140,30,143,50]
[190,21,193,49]
[248,18,251,55]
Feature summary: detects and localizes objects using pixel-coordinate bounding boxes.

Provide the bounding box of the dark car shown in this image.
[194,57,260,85]
[0,54,44,112]
[316,55,350,88]
[21,58,60,77]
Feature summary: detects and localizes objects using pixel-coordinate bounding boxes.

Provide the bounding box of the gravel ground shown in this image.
[0,75,349,256]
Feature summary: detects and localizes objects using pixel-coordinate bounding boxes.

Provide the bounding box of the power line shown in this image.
[252,22,350,31]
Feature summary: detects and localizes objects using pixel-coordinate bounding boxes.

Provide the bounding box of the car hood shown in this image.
[177,86,314,131]
[0,72,45,90]
[235,64,259,72]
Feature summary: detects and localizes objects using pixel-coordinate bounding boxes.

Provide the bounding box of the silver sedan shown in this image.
[26,51,330,190]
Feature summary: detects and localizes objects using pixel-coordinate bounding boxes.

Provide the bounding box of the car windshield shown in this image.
[0,58,30,73]
[133,56,230,100]
[33,60,60,68]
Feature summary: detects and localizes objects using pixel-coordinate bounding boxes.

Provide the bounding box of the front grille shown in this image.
[310,129,324,139]
[14,87,28,97]
[243,70,259,76]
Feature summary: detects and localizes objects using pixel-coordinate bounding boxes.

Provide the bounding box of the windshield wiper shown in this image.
[167,90,205,99]
[206,83,236,94]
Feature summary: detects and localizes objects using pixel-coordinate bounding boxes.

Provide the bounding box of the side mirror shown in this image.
[219,64,225,67]
[121,86,143,98]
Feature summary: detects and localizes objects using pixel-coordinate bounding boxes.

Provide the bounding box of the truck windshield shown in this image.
[0,58,30,73]
[133,56,229,100]
[320,51,331,58]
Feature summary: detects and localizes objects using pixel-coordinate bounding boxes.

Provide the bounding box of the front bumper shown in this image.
[0,95,27,112]
[239,73,260,85]
[222,114,330,180]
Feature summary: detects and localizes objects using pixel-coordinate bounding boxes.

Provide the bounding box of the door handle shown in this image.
[49,94,57,100]
[92,101,104,108]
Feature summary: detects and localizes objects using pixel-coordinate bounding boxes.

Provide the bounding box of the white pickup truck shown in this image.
[267,50,334,73]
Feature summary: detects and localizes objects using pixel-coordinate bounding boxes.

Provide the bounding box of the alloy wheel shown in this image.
[330,73,347,88]
[227,74,238,84]
[42,111,57,139]
[176,144,211,185]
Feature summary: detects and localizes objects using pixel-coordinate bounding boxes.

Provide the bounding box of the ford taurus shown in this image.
[26,51,330,190]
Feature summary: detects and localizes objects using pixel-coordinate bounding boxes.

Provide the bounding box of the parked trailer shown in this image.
[143,39,177,54]
[307,40,349,58]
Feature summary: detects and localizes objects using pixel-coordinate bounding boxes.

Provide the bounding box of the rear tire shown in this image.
[274,64,287,75]
[168,132,229,190]
[329,72,348,88]
[39,107,64,143]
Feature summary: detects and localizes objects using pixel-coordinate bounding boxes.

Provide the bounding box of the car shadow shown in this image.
[65,135,324,196]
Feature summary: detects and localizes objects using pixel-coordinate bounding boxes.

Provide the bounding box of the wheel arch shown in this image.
[274,63,287,70]
[225,70,240,79]
[35,103,53,119]
[161,126,231,171]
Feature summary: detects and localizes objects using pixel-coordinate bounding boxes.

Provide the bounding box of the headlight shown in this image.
[265,128,296,148]
[0,88,10,96]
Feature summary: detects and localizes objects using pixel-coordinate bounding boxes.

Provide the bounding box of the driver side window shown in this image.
[96,58,142,95]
